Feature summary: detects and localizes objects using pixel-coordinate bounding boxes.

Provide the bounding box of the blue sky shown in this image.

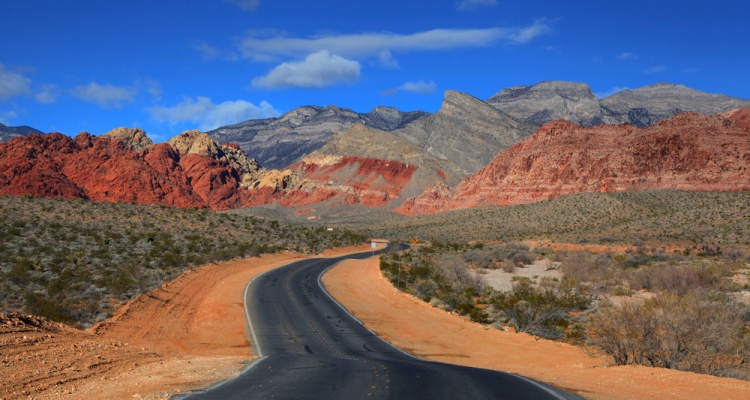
[2,0,749,141]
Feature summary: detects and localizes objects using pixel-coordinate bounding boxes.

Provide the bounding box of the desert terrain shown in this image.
[2,241,749,399]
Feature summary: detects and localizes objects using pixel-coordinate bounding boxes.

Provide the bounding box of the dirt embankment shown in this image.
[0,244,374,399]
[322,258,750,400]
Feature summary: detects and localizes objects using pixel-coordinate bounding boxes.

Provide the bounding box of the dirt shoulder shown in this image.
[322,257,750,400]
[0,244,376,400]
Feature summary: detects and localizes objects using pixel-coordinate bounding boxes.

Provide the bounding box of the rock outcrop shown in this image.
[0,131,263,210]
[397,111,750,216]
[487,81,604,126]
[392,91,536,173]
[487,81,750,128]
[102,127,154,152]
[207,105,429,169]
[0,128,426,212]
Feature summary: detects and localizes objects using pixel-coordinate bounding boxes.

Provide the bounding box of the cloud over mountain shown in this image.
[150,96,279,131]
[239,23,551,62]
[72,82,137,109]
[252,50,361,89]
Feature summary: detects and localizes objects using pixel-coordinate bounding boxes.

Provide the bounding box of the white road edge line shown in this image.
[317,256,422,362]
[243,267,274,358]
[317,251,575,400]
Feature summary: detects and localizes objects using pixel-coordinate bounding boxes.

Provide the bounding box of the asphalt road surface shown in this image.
[181,247,583,399]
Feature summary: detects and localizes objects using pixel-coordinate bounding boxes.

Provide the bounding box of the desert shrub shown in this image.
[626,264,717,294]
[23,292,76,325]
[560,252,602,281]
[491,279,591,340]
[435,254,484,290]
[587,293,750,378]
[501,258,516,273]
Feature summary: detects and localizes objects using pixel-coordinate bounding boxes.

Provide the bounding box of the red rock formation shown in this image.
[0,131,421,211]
[280,155,418,207]
[726,108,750,132]
[0,132,256,209]
[397,111,750,215]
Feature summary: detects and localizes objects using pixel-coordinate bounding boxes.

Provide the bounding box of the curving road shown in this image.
[181,248,583,399]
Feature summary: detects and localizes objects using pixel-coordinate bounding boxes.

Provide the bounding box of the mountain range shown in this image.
[206,105,429,169]
[397,109,750,215]
[1,81,749,218]
[487,81,750,128]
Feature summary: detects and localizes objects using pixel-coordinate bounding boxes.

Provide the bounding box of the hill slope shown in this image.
[397,110,750,216]
[207,105,429,169]
[392,90,536,173]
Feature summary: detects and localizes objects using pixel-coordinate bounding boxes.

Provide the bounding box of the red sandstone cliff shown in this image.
[396,111,750,216]
[0,129,421,211]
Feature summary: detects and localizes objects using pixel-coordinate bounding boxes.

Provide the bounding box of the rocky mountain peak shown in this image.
[103,127,154,152]
[486,81,602,126]
[168,130,222,157]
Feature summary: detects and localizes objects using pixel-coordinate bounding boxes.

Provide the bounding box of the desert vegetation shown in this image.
[343,190,750,248]
[0,195,366,328]
[382,241,750,379]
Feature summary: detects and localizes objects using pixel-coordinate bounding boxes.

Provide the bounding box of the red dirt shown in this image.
[0,244,375,399]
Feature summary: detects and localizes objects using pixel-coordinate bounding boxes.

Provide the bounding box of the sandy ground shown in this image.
[0,244,377,400]
[322,257,750,400]
[477,259,563,291]
[4,241,750,399]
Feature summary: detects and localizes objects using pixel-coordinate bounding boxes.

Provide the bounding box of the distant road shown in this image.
[181,247,582,399]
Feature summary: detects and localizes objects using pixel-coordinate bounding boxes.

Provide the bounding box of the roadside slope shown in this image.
[1,244,373,399]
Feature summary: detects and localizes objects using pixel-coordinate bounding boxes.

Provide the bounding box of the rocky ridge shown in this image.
[0,127,429,213]
[207,105,429,169]
[396,110,750,216]
[488,81,750,128]
[0,129,262,209]
[392,90,536,173]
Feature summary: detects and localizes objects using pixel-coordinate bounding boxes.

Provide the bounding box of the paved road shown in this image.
[182,248,583,399]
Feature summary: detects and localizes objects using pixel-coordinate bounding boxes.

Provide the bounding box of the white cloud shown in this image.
[35,84,60,104]
[252,50,361,89]
[150,96,280,131]
[137,79,162,101]
[376,49,400,69]
[0,110,18,124]
[615,51,638,60]
[0,65,31,100]
[457,0,497,11]
[644,65,666,74]
[595,86,630,99]
[238,21,551,61]
[399,80,437,95]
[224,0,260,11]
[72,82,137,108]
[193,42,222,60]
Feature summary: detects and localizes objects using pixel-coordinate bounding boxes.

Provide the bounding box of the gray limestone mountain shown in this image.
[310,124,466,201]
[487,81,750,128]
[206,105,429,169]
[599,83,750,127]
[486,81,603,126]
[391,90,537,173]
[0,123,43,142]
